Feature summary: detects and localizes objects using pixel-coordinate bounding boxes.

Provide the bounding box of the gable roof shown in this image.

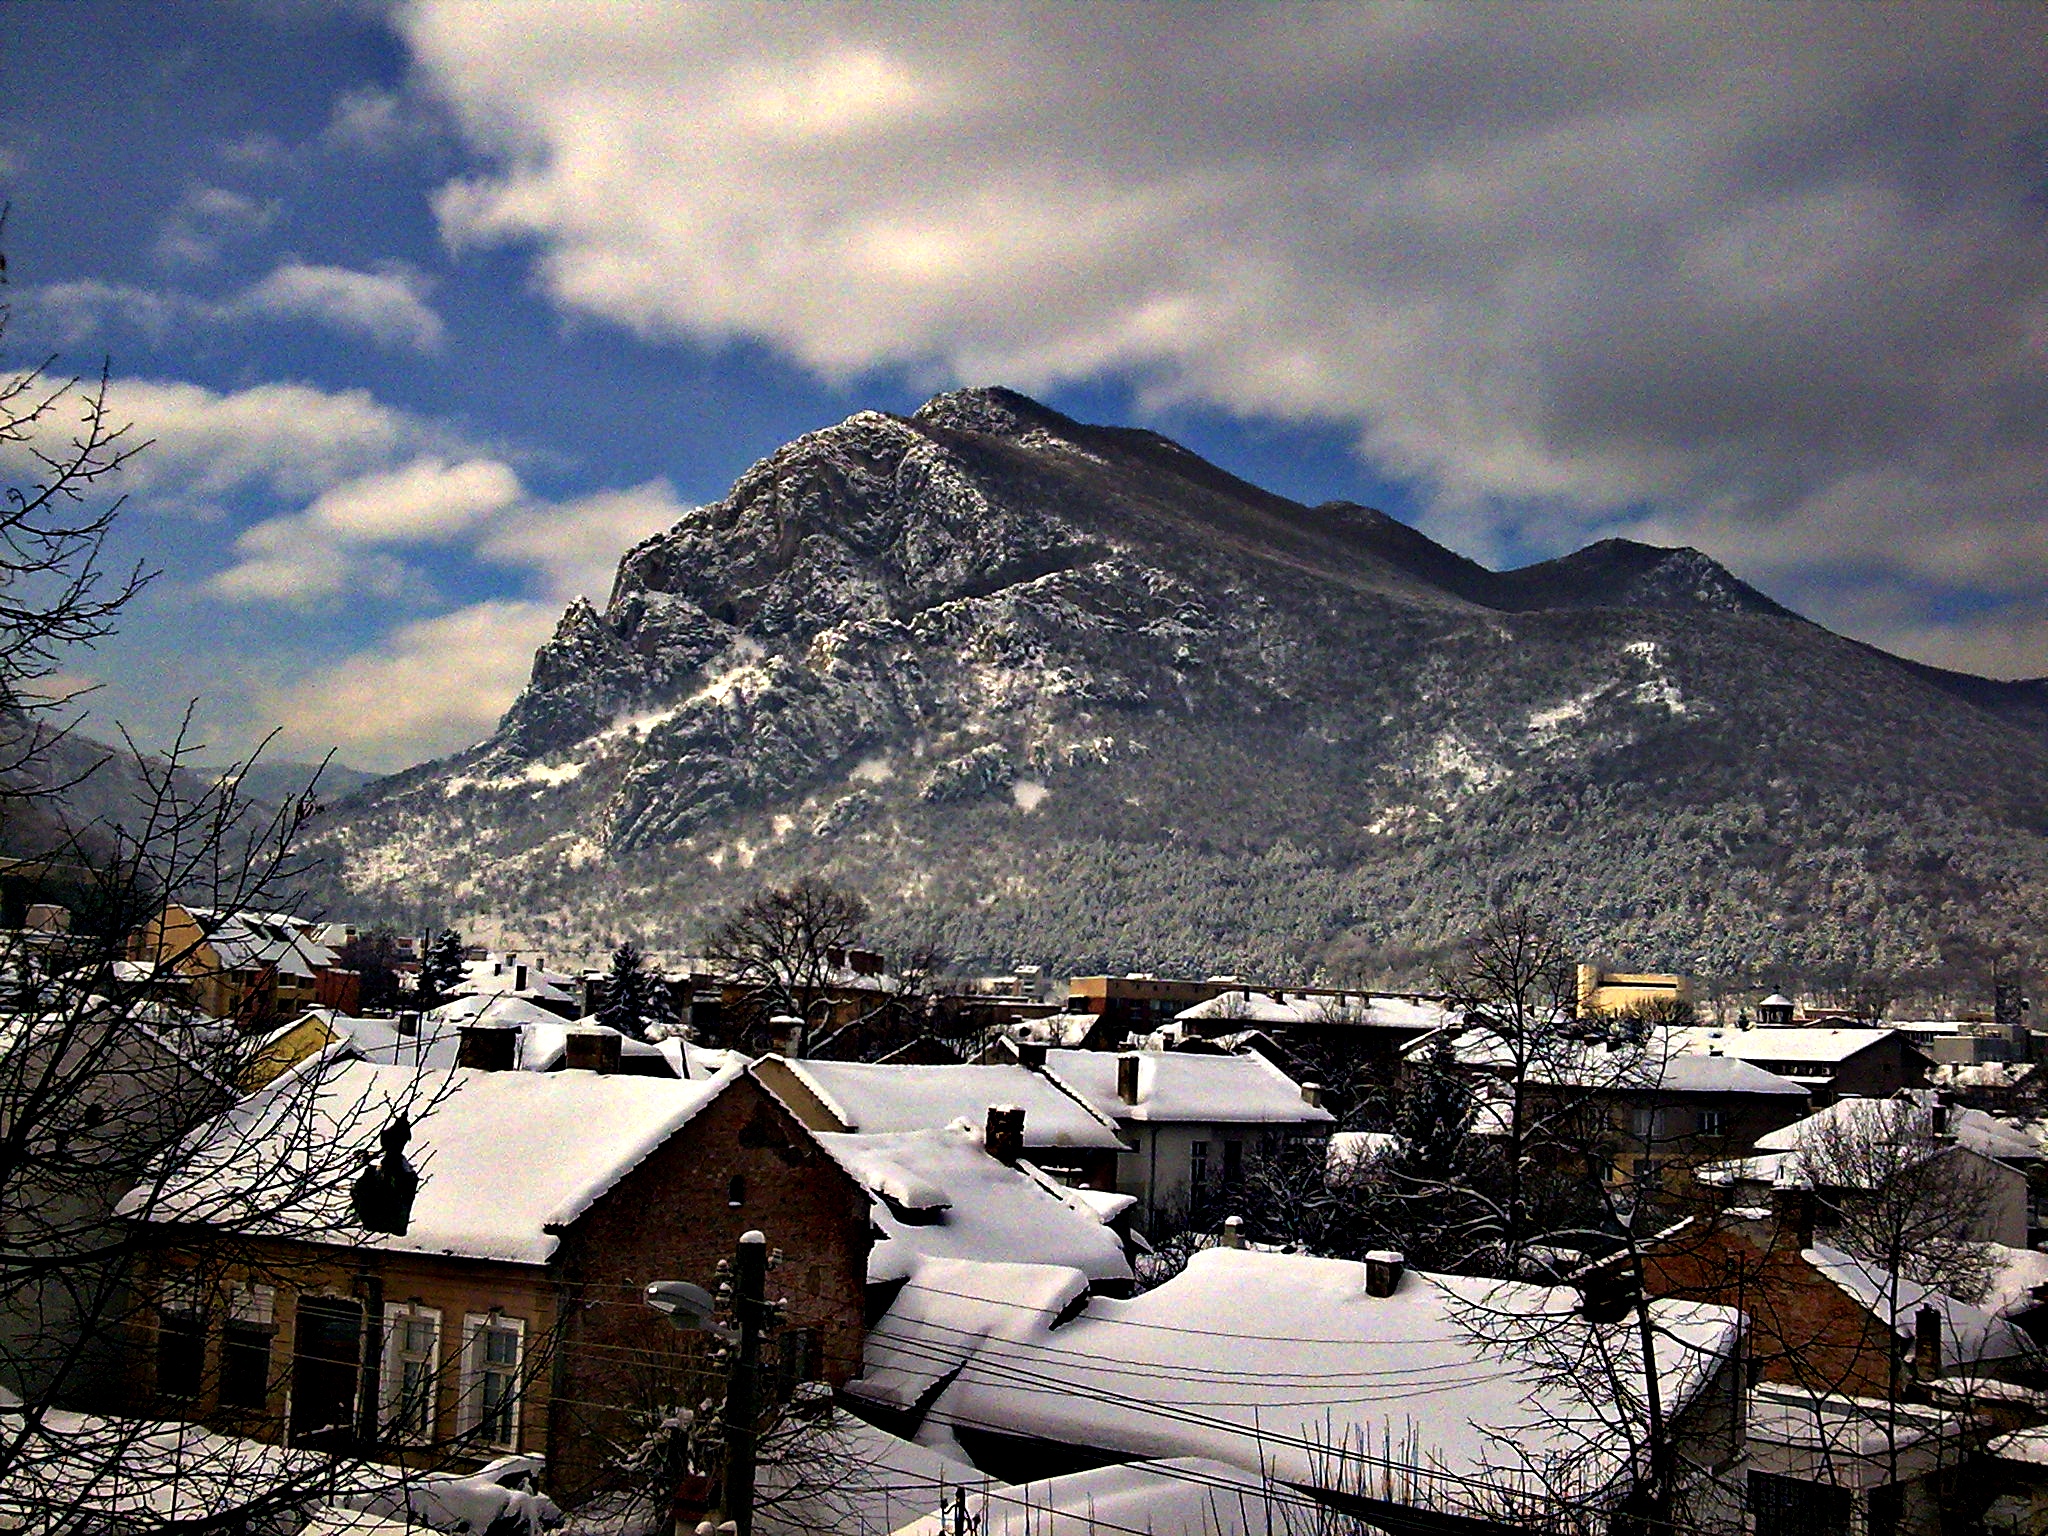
[1756,1091,2039,1163]
[122,1057,743,1265]
[1422,1027,1808,1095]
[1666,1025,1907,1065]
[1175,990,1453,1033]
[853,1249,1741,1519]
[1804,1242,2028,1363]
[814,1127,1131,1285]
[778,1059,1125,1150]
[1045,1048,1335,1125]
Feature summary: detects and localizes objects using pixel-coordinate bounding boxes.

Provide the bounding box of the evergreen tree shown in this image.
[1392,1029,1476,1187]
[418,928,468,1009]
[598,941,668,1041]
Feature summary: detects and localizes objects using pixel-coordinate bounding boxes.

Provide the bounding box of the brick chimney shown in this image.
[1016,1040,1048,1071]
[1220,1216,1246,1249]
[1930,1098,1950,1138]
[1117,1053,1141,1106]
[1914,1305,1942,1378]
[1771,1180,1817,1249]
[458,1023,519,1072]
[564,1029,621,1074]
[514,963,528,992]
[1301,1081,1323,1108]
[985,1105,1025,1166]
[1364,1249,1405,1297]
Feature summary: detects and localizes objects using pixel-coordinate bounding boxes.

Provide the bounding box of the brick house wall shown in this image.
[1644,1217,1903,1399]
[546,1071,870,1500]
[125,1071,871,1509]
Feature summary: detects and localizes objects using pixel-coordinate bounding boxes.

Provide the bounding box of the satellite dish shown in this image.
[645,1280,736,1340]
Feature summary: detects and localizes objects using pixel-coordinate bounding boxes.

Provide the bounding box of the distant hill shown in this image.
[302,387,2048,981]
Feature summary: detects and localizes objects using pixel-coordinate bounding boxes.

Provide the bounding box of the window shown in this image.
[1631,1107,1660,1141]
[462,1314,525,1450]
[728,1175,746,1208]
[1222,1139,1243,1185]
[220,1285,276,1410]
[1698,1108,1727,1137]
[382,1303,442,1442]
[1190,1140,1209,1189]
[156,1274,205,1400]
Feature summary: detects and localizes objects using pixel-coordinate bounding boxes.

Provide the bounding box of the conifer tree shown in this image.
[598,940,667,1040]
[418,927,468,1009]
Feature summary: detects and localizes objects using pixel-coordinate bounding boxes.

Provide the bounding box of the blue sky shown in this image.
[3,2,2044,771]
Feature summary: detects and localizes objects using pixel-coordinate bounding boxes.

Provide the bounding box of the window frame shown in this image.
[382,1302,443,1444]
[460,1312,525,1451]
[155,1272,206,1401]
[219,1284,277,1411]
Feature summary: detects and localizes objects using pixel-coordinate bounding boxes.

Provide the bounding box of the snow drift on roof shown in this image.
[855,1248,1739,1517]
[815,1128,1130,1287]
[1045,1049,1334,1125]
[123,1058,741,1264]
[1804,1243,2027,1363]
[786,1060,1124,1148]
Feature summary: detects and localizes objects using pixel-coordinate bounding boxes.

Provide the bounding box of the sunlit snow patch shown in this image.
[849,756,894,784]
[1011,780,1049,812]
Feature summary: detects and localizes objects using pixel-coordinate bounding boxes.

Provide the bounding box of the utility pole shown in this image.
[645,1230,779,1536]
[722,1229,768,1536]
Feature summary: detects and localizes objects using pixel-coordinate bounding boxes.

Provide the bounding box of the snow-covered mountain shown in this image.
[306,388,2048,979]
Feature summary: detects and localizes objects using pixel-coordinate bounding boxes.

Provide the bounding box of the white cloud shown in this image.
[31,260,448,353]
[155,185,278,266]
[260,599,560,768]
[240,261,446,350]
[479,479,685,600]
[107,377,438,505]
[404,1,2048,674]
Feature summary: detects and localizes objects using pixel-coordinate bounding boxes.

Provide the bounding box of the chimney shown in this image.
[1117,1053,1141,1106]
[1301,1081,1324,1108]
[1579,1262,1638,1323]
[564,1029,621,1074]
[1930,1098,1950,1138]
[458,1023,519,1072]
[1914,1305,1942,1378]
[514,963,528,992]
[770,1014,804,1057]
[1364,1249,1405,1297]
[395,1011,419,1038]
[1772,1181,1817,1250]
[1016,1040,1048,1071]
[1221,1216,1246,1249]
[985,1105,1025,1166]
[826,945,846,970]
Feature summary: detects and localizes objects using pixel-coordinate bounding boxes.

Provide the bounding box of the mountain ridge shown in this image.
[304,388,2048,981]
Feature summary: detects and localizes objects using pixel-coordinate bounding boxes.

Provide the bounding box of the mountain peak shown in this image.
[911,386,1083,440]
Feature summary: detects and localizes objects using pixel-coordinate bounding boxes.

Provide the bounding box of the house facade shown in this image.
[121,1058,870,1505]
[1042,1048,1334,1224]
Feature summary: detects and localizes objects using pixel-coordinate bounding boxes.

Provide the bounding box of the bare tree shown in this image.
[702,878,870,1056]
[0,228,473,1531]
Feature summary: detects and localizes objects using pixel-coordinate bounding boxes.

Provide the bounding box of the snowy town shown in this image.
[4,887,2048,1536]
[9,7,2048,1536]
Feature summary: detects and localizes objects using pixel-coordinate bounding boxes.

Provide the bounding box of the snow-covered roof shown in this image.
[1175,990,1452,1033]
[781,1060,1125,1149]
[1983,1243,2048,1318]
[1665,1025,1903,1064]
[124,1058,743,1265]
[853,1249,1740,1515]
[1803,1243,2027,1363]
[1044,1049,1334,1126]
[814,1127,1131,1286]
[892,1457,1330,1536]
[454,957,577,1005]
[1760,994,1795,1009]
[1747,1384,1961,1460]
[322,1000,676,1076]
[1328,1130,1402,1173]
[1424,1028,1807,1095]
[1756,1091,2040,1163]
[183,907,329,981]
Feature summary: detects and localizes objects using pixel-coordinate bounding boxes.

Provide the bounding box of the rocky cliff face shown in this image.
[309,388,2048,980]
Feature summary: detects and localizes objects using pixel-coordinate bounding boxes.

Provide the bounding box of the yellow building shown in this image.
[1577,964,1692,1018]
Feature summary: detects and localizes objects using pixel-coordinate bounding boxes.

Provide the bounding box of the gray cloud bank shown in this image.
[401,2,2048,677]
